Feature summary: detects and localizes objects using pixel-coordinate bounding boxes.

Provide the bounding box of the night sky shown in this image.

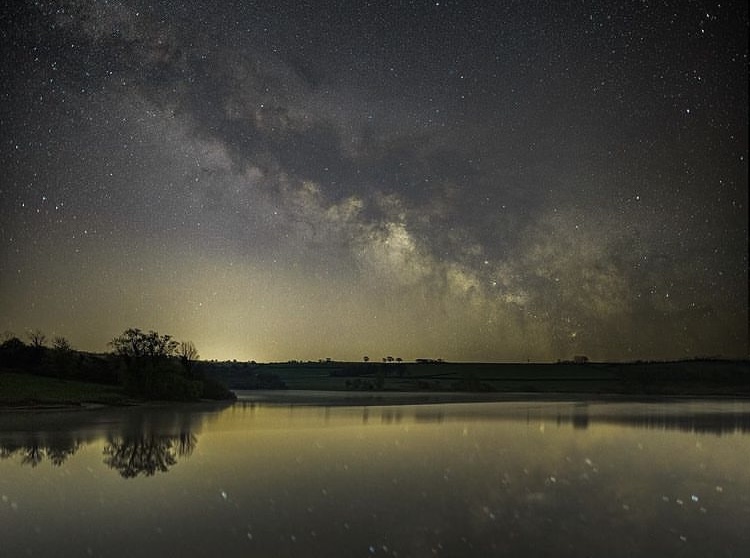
[1,1,747,362]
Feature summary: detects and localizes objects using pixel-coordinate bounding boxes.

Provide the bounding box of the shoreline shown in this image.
[3,385,749,413]
[3,387,750,412]
[0,398,237,413]
[233,388,750,407]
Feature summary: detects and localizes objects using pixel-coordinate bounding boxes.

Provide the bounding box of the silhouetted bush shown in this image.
[0,337,35,369]
[108,328,236,400]
[200,376,237,400]
[151,373,203,401]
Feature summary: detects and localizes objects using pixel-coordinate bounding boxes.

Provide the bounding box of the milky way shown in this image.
[1,1,747,361]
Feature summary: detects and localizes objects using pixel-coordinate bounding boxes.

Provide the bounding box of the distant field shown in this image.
[203,359,750,396]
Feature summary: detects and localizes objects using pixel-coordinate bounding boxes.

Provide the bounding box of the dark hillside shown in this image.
[201,359,750,396]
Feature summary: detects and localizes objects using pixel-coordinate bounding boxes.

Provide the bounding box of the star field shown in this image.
[1,0,747,361]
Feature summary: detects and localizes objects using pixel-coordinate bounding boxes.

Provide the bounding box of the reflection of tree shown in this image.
[47,440,82,466]
[21,444,45,467]
[0,404,222,475]
[552,409,750,435]
[175,431,197,458]
[600,411,750,435]
[103,432,197,478]
[1,432,197,476]
[0,437,82,467]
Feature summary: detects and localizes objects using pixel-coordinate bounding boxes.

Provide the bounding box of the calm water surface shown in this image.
[1,393,749,557]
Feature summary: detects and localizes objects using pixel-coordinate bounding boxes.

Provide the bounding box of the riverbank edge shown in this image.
[6,389,748,413]
[234,388,750,407]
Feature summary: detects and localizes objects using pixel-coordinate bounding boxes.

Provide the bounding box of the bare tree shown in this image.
[177,341,200,377]
[27,329,46,348]
[178,341,199,361]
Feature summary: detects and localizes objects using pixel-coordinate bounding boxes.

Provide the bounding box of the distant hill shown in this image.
[200,359,750,396]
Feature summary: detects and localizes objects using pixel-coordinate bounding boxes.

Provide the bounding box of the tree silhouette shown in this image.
[107,327,233,400]
[27,329,46,348]
[25,329,47,368]
[109,328,181,396]
[177,341,200,378]
[110,328,179,362]
[52,336,72,352]
[52,336,74,378]
[0,336,31,368]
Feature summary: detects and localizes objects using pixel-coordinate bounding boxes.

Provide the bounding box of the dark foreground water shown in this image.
[1,393,749,557]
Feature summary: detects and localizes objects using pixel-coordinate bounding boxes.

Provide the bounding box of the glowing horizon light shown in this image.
[0,1,746,362]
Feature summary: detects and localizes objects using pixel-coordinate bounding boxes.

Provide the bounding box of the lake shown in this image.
[1,393,749,557]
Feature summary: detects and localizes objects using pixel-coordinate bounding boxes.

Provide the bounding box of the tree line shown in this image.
[0,328,234,401]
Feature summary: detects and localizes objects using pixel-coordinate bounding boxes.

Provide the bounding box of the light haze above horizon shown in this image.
[1,1,747,362]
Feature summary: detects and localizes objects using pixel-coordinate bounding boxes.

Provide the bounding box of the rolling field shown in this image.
[203,359,750,396]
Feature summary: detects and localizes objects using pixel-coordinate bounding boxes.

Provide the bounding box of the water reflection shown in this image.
[0,431,82,467]
[103,432,196,478]
[233,392,750,436]
[230,396,750,438]
[554,407,750,435]
[401,400,750,435]
[0,402,228,475]
[1,398,749,558]
[0,431,201,477]
[2,399,749,474]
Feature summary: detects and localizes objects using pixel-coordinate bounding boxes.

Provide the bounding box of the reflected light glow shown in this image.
[1,400,749,557]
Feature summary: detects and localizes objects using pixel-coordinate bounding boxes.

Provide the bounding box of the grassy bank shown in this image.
[0,372,131,407]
